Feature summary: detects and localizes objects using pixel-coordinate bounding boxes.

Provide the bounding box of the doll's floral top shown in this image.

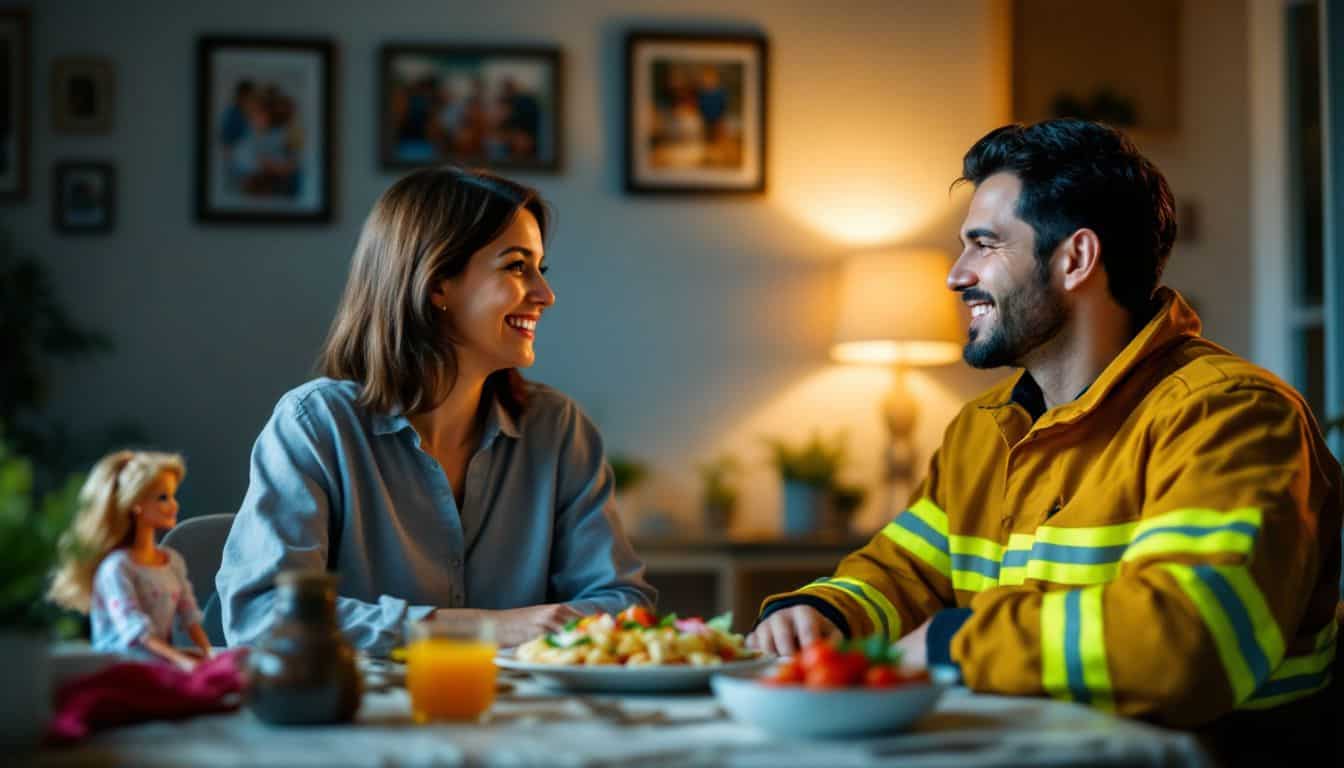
[90,547,203,651]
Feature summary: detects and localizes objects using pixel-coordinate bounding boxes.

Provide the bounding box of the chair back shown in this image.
[160,513,235,646]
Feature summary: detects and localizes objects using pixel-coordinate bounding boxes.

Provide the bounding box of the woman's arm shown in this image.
[216,393,435,656]
[546,400,657,614]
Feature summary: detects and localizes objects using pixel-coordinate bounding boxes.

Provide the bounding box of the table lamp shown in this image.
[831,249,963,512]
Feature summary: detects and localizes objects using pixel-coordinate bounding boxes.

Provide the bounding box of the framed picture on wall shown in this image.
[52,57,115,134]
[624,32,768,195]
[0,9,30,202]
[53,161,114,233]
[379,45,562,172]
[196,36,335,223]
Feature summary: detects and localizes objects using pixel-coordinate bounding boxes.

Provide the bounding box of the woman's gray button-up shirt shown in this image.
[216,378,655,655]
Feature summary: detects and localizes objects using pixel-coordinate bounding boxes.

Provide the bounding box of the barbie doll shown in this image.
[48,451,212,670]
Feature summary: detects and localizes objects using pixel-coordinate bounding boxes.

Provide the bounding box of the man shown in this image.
[748,119,1341,757]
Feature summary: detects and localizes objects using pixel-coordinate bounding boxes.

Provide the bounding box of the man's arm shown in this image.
[752,449,958,652]
[944,383,1337,727]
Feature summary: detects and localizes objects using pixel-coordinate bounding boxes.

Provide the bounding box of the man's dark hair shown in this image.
[958,119,1177,319]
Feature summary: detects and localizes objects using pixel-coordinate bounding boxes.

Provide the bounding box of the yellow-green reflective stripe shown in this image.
[1041,591,1070,700]
[908,497,949,534]
[1077,586,1115,711]
[999,534,1034,586]
[1236,674,1332,710]
[1270,642,1335,679]
[882,523,951,577]
[1034,522,1138,547]
[1124,508,1262,562]
[1040,588,1114,709]
[950,535,1003,592]
[1025,559,1119,585]
[1133,507,1262,536]
[800,582,883,637]
[827,576,902,641]
[1160,564,1285,702]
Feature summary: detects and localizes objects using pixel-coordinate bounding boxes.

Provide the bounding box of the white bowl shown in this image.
[711,674,946,738]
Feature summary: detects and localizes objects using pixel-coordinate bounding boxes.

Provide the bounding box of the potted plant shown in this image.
[0,432,83,750]
[765,431,846,535]
[697,454,741,535]
[826,483,868,535]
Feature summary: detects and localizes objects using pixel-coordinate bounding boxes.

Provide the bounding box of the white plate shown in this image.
[711,674,946,738]
[495,650,775,692]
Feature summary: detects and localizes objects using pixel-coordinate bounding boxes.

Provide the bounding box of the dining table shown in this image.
[34,656,1214,768]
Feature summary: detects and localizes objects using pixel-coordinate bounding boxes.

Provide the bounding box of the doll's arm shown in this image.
[186,623,214,658]
[139,634,201,672]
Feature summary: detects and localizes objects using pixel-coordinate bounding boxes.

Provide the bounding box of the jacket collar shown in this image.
[982,287,1202,435]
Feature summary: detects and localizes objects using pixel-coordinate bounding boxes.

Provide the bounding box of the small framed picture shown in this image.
[52,57,114,133]
[379,45,562,172]
[625,32,768,195]
[196,36,335,223]
[53,161,114,233]
[0,9,30,202]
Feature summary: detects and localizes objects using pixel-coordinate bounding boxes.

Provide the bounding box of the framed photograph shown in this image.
[196,36,335,223]
[380,45,562,172]
[0,9,30,202]
[53,161,114,233]
[52,57,114,133]
[624,32,767,195]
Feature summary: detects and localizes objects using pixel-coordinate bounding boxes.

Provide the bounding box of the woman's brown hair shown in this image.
[318,166,551,419]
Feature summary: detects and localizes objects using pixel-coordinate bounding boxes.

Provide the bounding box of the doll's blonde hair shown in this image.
[47,450,186,613]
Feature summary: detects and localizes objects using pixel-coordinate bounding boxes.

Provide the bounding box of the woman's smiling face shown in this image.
[433,208,555,376]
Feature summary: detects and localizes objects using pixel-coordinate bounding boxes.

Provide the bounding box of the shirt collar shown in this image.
[983,286,1201,428]
[371,388,522,443]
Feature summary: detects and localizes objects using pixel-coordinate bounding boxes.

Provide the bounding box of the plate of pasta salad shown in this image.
[496,607,773,692]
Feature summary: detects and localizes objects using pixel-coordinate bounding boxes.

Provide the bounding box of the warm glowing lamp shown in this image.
[831,249,963,512]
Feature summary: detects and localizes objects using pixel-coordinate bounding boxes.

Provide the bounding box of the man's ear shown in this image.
[1059,228,1103,293]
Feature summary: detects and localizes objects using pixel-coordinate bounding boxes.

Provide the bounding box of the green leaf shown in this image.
[707,611,733,633]
[657,612,678,628]
[563,616,581,631]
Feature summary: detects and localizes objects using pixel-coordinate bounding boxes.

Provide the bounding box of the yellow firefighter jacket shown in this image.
[760,288,1341,727]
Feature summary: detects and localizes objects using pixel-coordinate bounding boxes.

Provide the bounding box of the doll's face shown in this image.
[133,472,180,531]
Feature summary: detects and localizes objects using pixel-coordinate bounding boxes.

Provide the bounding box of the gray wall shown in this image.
[5,0,1252,533]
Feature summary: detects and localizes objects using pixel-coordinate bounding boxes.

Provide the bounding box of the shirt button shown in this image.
[1000,518,1013,530]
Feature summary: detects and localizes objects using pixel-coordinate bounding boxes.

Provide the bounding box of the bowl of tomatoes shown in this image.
[710,636,946,738]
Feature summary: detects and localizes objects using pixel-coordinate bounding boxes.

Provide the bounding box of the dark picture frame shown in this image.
[53,161,115,234]
[624,32,768,195]
[51,57,114,134]
[379,44,563,172]
[195,36,335,223]
[0,8,30,202]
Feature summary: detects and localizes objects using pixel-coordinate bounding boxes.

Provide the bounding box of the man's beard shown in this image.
[962,272,1067,369]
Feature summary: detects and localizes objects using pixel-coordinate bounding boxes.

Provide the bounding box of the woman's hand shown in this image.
[488,603,583,647]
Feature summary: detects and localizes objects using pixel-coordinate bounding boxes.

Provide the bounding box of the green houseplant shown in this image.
[697,454,741,534]
[0,229,132,495]
[0,431,84,749]
[765,431,847,535]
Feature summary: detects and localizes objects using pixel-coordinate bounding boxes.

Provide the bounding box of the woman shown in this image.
[216,167,655,655]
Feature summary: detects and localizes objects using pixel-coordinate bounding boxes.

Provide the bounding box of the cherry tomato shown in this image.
[839,649,869,685]
[804,659,852,688]
[863,665,901,687]
[799,640,840,672]
[763,659,804,685]
[618,606,655,627]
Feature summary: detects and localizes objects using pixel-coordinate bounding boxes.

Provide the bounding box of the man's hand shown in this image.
[893,617,932,669]
[746,605,841,657]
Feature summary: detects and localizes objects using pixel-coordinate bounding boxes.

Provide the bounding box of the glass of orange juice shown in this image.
[405,615,498,723]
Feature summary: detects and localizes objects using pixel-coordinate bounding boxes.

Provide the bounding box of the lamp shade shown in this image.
[831,249,963,366]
